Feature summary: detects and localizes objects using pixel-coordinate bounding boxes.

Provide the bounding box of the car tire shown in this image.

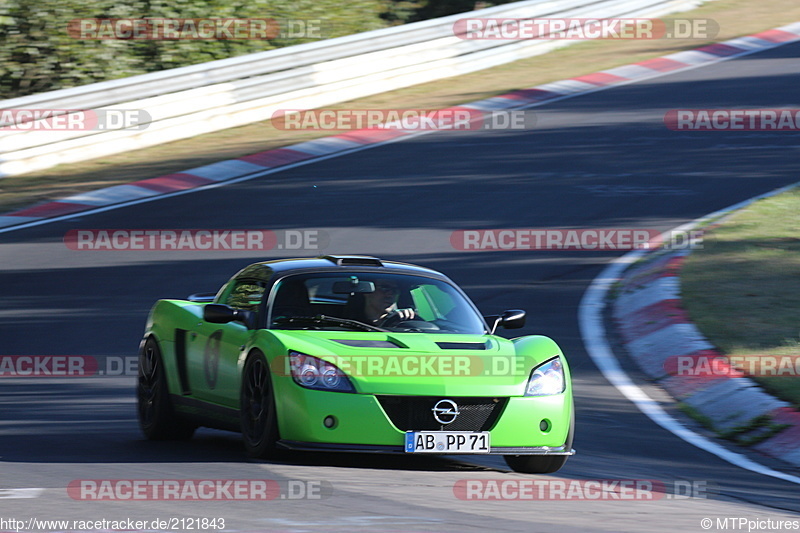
[240,351,281,458]
[504,412,574,474]
[137,336,196,440]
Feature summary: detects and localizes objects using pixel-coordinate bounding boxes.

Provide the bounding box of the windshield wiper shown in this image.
[273,314,388,333]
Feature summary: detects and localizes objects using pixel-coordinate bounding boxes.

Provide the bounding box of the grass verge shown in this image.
[681,187,800,408]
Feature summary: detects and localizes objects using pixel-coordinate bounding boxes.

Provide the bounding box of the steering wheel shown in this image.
[379,311,440,331]
[378,309,416,327]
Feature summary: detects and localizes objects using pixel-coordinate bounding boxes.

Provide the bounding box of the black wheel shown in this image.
[240,351,280,458]
[504,412,574,474]
[137,337,195,440]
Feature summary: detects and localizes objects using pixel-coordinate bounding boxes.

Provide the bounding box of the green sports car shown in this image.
[137,255,574,473]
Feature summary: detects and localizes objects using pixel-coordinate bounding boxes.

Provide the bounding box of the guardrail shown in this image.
[0,0,708,177]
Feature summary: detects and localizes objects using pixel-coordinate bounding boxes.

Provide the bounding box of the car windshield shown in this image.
[269,272,487,334]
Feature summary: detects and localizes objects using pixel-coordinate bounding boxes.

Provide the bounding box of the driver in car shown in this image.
[361,279,417,326]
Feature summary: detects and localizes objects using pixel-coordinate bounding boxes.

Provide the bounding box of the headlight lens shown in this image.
[289,351,355,393]
[524,356,565,396]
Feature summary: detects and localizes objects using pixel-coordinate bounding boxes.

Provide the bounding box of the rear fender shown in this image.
[143,299,204,396]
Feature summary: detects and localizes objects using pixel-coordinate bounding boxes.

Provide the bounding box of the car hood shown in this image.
[263,330,560,396]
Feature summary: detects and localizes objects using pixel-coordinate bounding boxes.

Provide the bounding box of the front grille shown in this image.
[376,396,507,431]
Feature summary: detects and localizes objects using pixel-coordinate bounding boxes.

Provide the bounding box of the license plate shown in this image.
[405,431,490,453]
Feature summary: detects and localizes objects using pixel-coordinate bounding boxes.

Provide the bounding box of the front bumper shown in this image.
[277,440,575,455]
[275,384,573,450]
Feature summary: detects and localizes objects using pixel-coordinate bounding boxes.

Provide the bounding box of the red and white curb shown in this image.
[613,250,796,448]
[581,182,800,483]
[2,22,800,230]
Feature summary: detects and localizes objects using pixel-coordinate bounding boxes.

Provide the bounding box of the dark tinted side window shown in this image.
[226,280,266,312]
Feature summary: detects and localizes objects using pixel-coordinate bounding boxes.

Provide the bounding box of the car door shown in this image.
[187,278,266,408]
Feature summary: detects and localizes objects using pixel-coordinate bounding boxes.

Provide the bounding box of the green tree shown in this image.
[0,0,390,99]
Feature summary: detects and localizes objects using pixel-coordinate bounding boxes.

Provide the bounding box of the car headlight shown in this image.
[524,356,565,396]
[289,351,355,393]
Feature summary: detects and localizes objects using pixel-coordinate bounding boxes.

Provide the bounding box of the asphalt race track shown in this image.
[2,40,800,533]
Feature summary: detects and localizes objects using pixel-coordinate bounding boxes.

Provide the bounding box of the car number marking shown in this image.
[405,431,490,453]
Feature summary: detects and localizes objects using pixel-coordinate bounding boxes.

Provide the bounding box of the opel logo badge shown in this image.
[432,399,459,425]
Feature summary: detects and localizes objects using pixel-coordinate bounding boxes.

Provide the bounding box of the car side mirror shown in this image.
[204,303,255,328]
[500,309,526,329]
[484,309,526,334]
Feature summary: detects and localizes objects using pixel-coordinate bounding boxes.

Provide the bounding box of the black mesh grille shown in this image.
[376,396,507,431]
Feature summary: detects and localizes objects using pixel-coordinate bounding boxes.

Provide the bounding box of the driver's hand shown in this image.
[393,308,416,321]
[381,308,416,323]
